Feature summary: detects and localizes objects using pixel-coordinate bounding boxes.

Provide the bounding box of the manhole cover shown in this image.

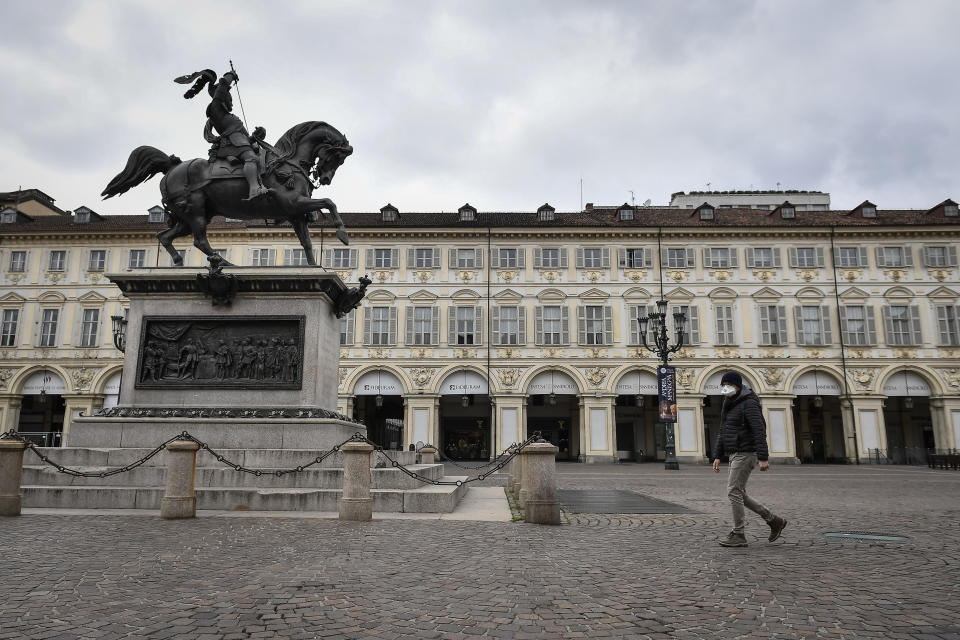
[558,490,693,514]
[824,531,909,542]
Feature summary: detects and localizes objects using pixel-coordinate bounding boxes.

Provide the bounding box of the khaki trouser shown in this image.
[726,452,773,534]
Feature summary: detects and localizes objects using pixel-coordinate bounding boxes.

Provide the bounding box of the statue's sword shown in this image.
[228,59,250,131]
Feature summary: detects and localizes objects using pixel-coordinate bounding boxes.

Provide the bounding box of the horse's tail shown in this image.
[101,146,181,200]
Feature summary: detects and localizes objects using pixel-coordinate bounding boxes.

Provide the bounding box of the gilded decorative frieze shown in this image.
[850,368,876,390]
[456,270,475,284]
[796,269,819,282]
[369,347,391,359]
[752,269,776,282]
[540,348,563,358]
[708,270,733,282]
[372,270,391,283]
[586,347,607,358]
[0,367,18,390]
[623,269,647,283]
[883,269,908,282]
[937,368,960,390]
[69,367,95,393]
[584,270,604,283]
[928,269,953,282]
[541,270,560,283]
[893,348,918,359]
[412,270,433,283]
[498,270,517,283]
[676,368,696,390]
[407,367,436,389]
[412,348,433,358]
[495,367,521,388]
[666,270,688,282]
[497,347,519,358]
[334,270,352,282]
[715,347,740,358]
[582,366,608,387]
[454,348,476,359]
[758,367,786,390]
[839,269,862,282]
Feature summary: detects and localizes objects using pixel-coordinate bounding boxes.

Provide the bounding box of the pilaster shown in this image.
[580,393,615,463]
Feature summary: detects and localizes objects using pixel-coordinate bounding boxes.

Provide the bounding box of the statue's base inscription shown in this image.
[136,316,305,389]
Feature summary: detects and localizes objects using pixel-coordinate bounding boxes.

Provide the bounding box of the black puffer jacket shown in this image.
[713,389,769,461]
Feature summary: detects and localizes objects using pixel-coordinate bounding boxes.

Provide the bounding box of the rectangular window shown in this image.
[375,248,394,268]
[0,309,19,347]
[339,313,354,345]
[456,307,476,345]
[843,305,868,345]
[9,251,27,272]
[796,248,816,268]
[715,305,736,345]
[583,305,605,345]
[708,248,730,268]
[542,306,562,345]
[759,305,786,345]
[48,250,66,271]
[79,308,100,347]
[412,307,433,345]
[752,248,774,268]
[925,246,947,267]
[332,248,351,269]
[456,249,476,269]
[371,307,391,345]
[837,247,860,267]
[498,248,518,269]
[498,306,519,345]
[667,248,687,268]
[286,249,309,266]
[625,248,646,269]
[541,248,560,269]
[251,249,275,267]
[882,247,904,267]
[88,250,106,272]
[128,249,146,269]
[800,305,823,345]
[886,305,913,345]
[415,248,434,268]
[936,305,960,346]
[39,308,59,347]
[582,248,602,268]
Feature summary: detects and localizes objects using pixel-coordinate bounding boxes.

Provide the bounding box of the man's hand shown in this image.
[758,461,770,472]
[712,459,720,473]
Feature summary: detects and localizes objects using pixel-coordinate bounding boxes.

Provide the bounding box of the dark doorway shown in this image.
[439,395,492,460]
[793,396,846,463]
[882,396,935,464]
[527,394,579,461]
[613,394,658,461]
[354,395,404,450]
[17,393,66,447]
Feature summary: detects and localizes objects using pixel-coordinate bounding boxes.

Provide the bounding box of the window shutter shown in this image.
[491,307,500,345]
[686,248,696,267]
[576,248,584,268]
[406,248,415,269]
[603,305,613,345]
[644,248,652,268]
[475,248,483,269]
[938,305,951,345]
[772,248,782,268]
[349,249,358,269]
[363,308,372,344]
[283,249,292,266]
[366,248,374,269]
[838,306,849,342]
[517,249,525,269]
[535,307,544,345]
[491,246,500,268]
[793,306,805,345]
[431,307,440,345]
[759,305,771,344]
[405,308,414,345]
[534,248,542,268]
[660,248,669,268]
[388,308,398,345]
[729,248,738,268]
[577,306,586,345]
[865,307,877,345]
[875,247,886,268]
[815,247,825,268]
[560,306,569,344]
[788,247,798,268]
[342,314,354,345]
[882,307,893,345]
[948,246,959,267]
[955,306,960,345]
[858,246,867,267]
[475,306,483,344]
[922,247,932,267]
[432,248,440,268]
[745,248,755,268]
[629,305,639,345]
[821,306,832,345]
[702,248,711,267]
[517,307,526,344]
[448,306,457,345]
[617,248,626,268]
[688,305,700,344]
[601,248,610,268]
[647,304,657,343]
[322,249,332,268]
[910,305,922,345]
[448,248,456,270]
[560,248,569,268]
[902,246,912,267]
[777,305,788,345]
[832,247,841,265]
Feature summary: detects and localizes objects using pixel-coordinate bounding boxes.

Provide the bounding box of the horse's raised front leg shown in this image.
[158,218,192,266]
[290,216,317,266]
[294,196,349,245]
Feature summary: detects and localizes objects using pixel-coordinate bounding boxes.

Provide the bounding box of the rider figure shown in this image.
[206,71,270,201]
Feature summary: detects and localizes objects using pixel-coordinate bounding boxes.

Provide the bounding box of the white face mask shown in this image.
[720,384,737,397]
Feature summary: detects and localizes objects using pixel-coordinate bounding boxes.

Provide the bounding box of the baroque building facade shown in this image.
[1,190,959,464]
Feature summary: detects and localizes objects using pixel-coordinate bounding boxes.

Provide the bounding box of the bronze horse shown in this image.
[101,121,352,266]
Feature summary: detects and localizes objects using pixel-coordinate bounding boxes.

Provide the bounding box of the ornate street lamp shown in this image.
[375,369,384,408]
[902,370,913,410]
[111,314,128,353]
[637,298,687,470]
[813,369,823,409]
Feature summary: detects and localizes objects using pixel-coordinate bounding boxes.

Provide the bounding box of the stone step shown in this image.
[21,477,469,513]
[21,463,443,490]
[28,447,417,469]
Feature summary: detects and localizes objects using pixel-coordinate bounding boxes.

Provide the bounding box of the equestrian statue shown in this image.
[101,67,352,267]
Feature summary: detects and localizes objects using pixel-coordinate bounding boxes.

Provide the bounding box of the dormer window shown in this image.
[618,204,634,221]
[458,203,477,222]
[946,203,959,217]
[75,210,89,223]
[380,203,398,223]
[696,203,715,220]
[0,208,16,224]
[537,203,555,222]
[853,200,876,218]
[147,206,165,223]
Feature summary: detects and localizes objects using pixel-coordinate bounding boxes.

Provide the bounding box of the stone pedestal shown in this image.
[522,442,561,525]
[419,445,437,464]
[160,440,201,519]
[339,441,374,521]
[0,440,28,516]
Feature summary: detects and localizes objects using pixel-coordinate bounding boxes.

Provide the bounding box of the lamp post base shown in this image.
[663,460,679,471]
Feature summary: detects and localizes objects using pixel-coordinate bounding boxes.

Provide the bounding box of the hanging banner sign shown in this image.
[658,366,678,423]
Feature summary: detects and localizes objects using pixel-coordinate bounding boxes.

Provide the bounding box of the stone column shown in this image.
[419,445,437,464]
[522,442,561,525]
[339,441,374,521]
[0,395,23,434]
[0,439,28,516]
[160,440,201,519]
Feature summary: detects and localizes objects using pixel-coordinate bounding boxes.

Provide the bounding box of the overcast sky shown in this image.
[2,0,959,215]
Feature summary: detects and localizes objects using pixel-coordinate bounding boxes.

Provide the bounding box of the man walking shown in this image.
[712,371,787,547]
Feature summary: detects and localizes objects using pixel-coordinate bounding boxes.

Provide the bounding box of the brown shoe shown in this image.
[767,516,787,542]
[719,532,748,547]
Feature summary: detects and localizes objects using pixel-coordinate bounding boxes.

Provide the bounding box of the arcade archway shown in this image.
[881,370,935,464]
[438,370,491,460]
[17,370,67,447]
[791,370,845,463]
[613,370,658,461]
[526,370,580,461]
[353,369,405,450]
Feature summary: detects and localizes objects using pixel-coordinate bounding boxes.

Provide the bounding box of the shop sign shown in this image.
[615,371,658,395]
[792,372,842,396]
[440,370,489,395]
[353,370,404,395]
[21,371,68,395]
[527,371,579,395]
[882,372,931,397]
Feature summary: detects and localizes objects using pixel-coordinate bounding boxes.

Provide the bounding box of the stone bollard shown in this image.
[507,446,520,495]
[340,441,374,521]
[160,440,201,519]
[419,445,437,465]
[522,442,561,525]
[517,448,529,507]
[0,440,29,516]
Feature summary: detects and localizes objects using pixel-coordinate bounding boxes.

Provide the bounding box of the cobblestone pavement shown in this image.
[3,464,959,639]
